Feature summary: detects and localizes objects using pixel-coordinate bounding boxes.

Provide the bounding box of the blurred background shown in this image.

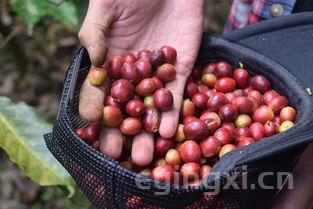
[0,0,231,208]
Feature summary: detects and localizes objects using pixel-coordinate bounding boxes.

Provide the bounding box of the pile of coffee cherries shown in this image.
[76,46,297,185]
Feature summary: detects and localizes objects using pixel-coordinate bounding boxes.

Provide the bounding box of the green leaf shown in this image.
[0,96,75,197]
[9,0,78,33]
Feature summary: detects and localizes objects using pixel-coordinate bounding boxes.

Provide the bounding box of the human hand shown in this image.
[269,144,313,209]
[78,0,204,166]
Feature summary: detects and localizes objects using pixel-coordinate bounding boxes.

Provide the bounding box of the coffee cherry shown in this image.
[202,63,216,74]
[152,165,174,182]
[185,82,199,98]
[225,92,238,104]
[192,93,209,110]
[104,96,122,109]
[161,45,177,64]
[199,111,221,133]
[250,122,265,141]
[237,137,255,148]
[219,104,238,122]
[180,162,201,181]
[207,93,227,112]
[234,127,251,143]
[248,90,263,106]
[83,123,101,144]
[214,128,233,145]
[152,77,164,89]
[143,96,155,108]
[154,137,174,158]
[198,84,209,94]
[263,90,280,105]
[215,78,236,93]
[108,55,124,78]
[120,117,142,135]
[279,121,294,132]
[183,119,209,141]
[123,52,137,64]
[233,96,254,114]
[135,78,156,96]
[253,106,274,124]
[180,99,195,119]
[157,63,176,82]
[153,88,174,111]
[179,140,201,163]
[135,60,152,79]
[280,106,296,122]
[234,114,252,128]
[165,149,181,166]
[175,124,186,143]
[221,122,235,133]
[125,100,145,117]
[251,75,271,93]
[103,106,123,127]
[233,68,249,89]
[88,67,108,86]
[121,63,139,83]
[151,48,165,67]
[264,121,279,137]
[143,108,161,133]
[219,144,236,158]
[215,61,233,78]
[200,136,221,157]
[137,49,152,62]
[201,73,217,88]
[269,96,288,113]
[111,79,134,103]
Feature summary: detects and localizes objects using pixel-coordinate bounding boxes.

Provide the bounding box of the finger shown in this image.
[269,144,313,209]
[159,74,187,138]
[79,78,106,122]
[78,0,115,66]
[131,131,154,167]
[100,127,124,160]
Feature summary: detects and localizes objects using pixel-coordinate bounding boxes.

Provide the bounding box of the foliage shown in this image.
[9,0,82,33]
[0,96,75,195]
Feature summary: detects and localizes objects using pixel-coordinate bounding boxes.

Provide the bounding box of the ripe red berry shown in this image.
[280,106,296,122]
[103,106,123,127]
[135,60,152,79]
[219,104,238,122]
[200,136,221,157]
[111,79,134,103]
[252,106,274,124]
[251,75,271,93]
[151,48,165,67]
[215,78,236,93]
[125,100,145,117]
[185,82,199,98]
[192,93,209,110]
[120,117,142,135]
[153,88,174,111]
[183,119,209,141]
[237,137,255,148]
[157,63,176,82]
[233,68,249,89]
[179,140,201,163]
[207,93,227,112]
[108,55,124,78]
[214,128,233,145]
[250,122,265,141]
[215,61,233,78]
[161,45,177,64]
[154,137,174,158]
[233,96,254,114]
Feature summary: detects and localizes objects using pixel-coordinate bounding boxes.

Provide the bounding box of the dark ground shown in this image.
[0,1,231,208]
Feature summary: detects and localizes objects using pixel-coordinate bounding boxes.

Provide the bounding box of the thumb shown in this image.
[159,73,187,138]
[78,0,115,67]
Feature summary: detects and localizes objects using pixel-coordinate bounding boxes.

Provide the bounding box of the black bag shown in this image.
[44,12,313,209]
